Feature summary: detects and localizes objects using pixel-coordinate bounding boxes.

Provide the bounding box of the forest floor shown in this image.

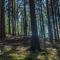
[0,36,60,60]
[0,45,60,60]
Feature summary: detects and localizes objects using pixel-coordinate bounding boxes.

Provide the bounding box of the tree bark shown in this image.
[29,0,40,51]
[0,0,5,41]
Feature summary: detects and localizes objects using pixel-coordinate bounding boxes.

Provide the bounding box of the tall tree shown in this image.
[23,0,27,36]
[29,0,40,51]
[11,0,16,35]
[0,1,1,21]
[57,0,60,39]
[50,0,59,42]
[46,0,53,44]
[8,0,11,34]
[0,0,5,40]
[16,0,19,35]
[54,0,59,41]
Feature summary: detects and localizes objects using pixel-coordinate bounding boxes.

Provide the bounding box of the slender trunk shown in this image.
[54,6,59,41]
[57,0,60,39]
[50,0,59,42]
[23,0,27,36]
[12,0,16,35]
[16,0,19,35]
[8,0,11,34]
[46,0,53,44]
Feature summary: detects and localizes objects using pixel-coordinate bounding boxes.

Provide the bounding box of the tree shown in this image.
[46,0,53,44]
[0,0,5,40]
[11,0,16,35]
[57,0,60,39]
[50,0,59,42]
[29,0,40,51]
[8,0,11,34]
[16,0,19,35]
[23,0,27,36]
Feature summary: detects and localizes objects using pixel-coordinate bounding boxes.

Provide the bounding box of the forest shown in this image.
[0,0,60,60]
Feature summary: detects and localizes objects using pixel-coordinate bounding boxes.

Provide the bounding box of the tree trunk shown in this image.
[50,0,59,42]
[12,0,16,35]
[8,0,11,34]
[0,0,5,41]
[46,0,53,44]
[29,0,40,51]
[23,0,27,36]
